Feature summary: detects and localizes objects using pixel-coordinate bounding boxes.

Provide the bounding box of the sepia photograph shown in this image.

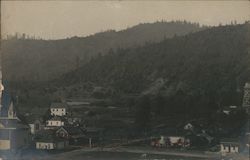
[0,0,250,159]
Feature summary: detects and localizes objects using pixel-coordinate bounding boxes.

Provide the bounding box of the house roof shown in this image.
[197,132,214,142]
[152,127,185,136]
[0,118,29,129]
[36,129,55,136]
[56,126,85,136]
[36,136,66,143]
[220,138,240,145]
[25,114,42,124]
[48,116,64,121]
[222,105,238,111]
[35,129,57,142]
[86,127,104,133]
[50,103,68,109]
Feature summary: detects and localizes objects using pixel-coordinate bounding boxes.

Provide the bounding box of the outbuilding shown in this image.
[220,138,240,154]
[36,137,69,150]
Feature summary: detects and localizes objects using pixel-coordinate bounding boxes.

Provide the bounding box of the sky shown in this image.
[1,1,250,40]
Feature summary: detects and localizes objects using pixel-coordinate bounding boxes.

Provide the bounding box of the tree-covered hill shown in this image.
[1,21,203,81]
[59,23,250,114]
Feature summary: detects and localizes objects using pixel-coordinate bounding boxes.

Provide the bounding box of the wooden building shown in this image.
[46,116,65,128]
[35,129,68,150]
[50,103,68,116]
[56,126,86,145]
[220,139,240,154]
[0,92,30,150]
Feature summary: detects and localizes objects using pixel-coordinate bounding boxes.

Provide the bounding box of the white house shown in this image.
[168,136,186,146]
[151,135,190,148]
[46,117,65,128]
[50,103,68,116]
[36,141,55,150]
[220,139,240,154]
[36,138,68,150]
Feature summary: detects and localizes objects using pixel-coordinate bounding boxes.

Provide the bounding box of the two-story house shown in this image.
[50,103,68,116]
[46,116,65,129]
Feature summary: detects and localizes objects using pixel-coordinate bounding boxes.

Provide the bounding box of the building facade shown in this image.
[50,103,67,116]
[220,139,240,154]
[46,117,65,127]
[0,95,30,150]
[36,139,68,150]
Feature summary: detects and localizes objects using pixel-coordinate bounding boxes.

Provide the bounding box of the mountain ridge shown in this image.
[57,23,250,111]
[1,21,204,81]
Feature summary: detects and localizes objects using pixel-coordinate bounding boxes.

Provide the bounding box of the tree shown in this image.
[42,108,52,123]
[135,95,151,131]
[151,94,165,116]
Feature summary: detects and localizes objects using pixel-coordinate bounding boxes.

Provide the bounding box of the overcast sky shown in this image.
[1,1,250,40]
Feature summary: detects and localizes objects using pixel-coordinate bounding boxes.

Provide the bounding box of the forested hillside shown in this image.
[1,21,203,81]
[59,23,250,116]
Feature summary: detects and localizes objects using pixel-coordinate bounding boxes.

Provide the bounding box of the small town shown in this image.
[0,65,250,160]
[1,1,250,160]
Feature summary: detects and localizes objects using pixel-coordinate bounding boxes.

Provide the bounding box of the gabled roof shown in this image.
[36,129,55,136]
[220,138,240,145]
[35,130,66,143]
[0,118,29,129]
[56,126,85,136]
[50,103,68,109]
[48,116,64,121]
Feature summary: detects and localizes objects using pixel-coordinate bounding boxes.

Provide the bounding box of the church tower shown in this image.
[243,82,250,114]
